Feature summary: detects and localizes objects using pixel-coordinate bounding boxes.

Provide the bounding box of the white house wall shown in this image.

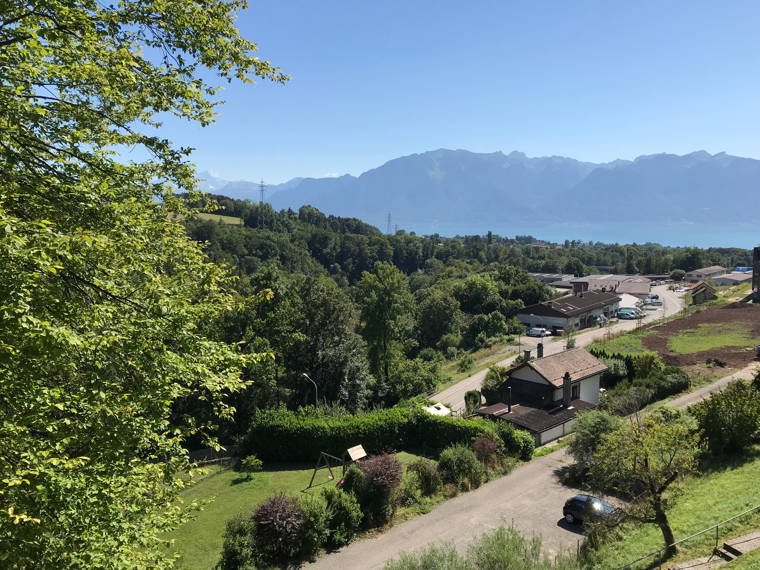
[540,425,565,445]
[580,375,601,404]
[517,314,569,331]
[511,367,551,386]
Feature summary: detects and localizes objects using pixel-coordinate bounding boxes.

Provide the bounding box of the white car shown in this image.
[526,327,551,337]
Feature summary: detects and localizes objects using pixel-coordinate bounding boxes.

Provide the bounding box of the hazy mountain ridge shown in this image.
[203,149,760,233]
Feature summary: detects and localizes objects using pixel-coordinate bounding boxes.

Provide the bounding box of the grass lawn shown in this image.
[667,323,760,355]
[167,462,316,569]
[589,330,653,356]
[589,447,760,569]
[167,451,427,569]
[196,212,244,225]
[437,342,518,392]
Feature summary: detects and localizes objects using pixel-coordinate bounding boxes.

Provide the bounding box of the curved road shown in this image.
[434,285,684,412]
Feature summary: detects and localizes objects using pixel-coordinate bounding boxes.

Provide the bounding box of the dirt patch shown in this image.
[642,303,760,367]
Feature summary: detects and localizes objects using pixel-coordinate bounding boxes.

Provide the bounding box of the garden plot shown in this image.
[642,303,760,368]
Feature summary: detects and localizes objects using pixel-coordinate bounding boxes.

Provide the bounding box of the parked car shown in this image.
[616,309,639,319]
[526,327,551,337]
[563,494,618,525]
[649,299,663,306]
[553,328,565,336]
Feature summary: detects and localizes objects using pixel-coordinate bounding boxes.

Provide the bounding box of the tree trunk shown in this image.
[653,495,677,558]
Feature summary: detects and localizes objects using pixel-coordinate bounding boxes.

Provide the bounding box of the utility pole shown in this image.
[258,179,266,229]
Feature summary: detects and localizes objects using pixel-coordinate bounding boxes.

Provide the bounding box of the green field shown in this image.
[589,330,653,356]
[667,323,760,355]
[590,448,760,569]
[167,452,425,569]
[196,212,244,225]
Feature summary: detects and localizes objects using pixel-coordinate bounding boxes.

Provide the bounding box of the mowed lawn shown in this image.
[196,212,244,225]
[591,448,760,569]
[667,323,760,354]
[167,452,424,569]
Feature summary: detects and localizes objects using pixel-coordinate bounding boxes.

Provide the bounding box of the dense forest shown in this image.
[183,195,753,435]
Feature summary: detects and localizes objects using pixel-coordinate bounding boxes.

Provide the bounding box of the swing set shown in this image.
[305,444,367,490]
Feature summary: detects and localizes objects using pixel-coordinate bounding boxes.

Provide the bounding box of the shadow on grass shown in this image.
[697,446,760,477]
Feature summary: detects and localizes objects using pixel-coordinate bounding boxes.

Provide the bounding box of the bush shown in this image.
[384,525,580,570]
[242,407,503,462]
[457,354,475,373]
[239,455,263,480]
[437,445,485,490]
[300,495,329,559]
[481,366,507,405]
[399,477,423,507]
[407,458,442,496]
[492,421,535,460]
[438,333,462,351]
[217,514,256,570]
[464,390,482,416]
[471,436,502,468]
[418,347,439,362]
[252,494,305,566]
[691,380,760,455]
[600,367,691,415]
[444,346,459,360]
[343,454,402,527]
[588,348,665,379]
[321,487,362,548]
[568,410,624,470]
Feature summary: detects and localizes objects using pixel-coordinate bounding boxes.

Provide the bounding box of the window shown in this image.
[571,383,580,400]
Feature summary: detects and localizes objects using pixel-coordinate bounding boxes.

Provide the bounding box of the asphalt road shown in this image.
[308,358,760,570]
[434,285,685,412]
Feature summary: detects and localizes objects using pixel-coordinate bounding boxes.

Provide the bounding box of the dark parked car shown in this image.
[562,494,617,524]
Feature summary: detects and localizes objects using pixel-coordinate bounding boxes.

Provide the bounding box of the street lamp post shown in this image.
[301,373,318,408]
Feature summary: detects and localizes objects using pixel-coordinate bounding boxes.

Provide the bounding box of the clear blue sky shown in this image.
[156,0,760,183]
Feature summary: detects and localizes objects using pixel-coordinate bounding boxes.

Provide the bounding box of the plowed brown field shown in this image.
[642,303,760,367]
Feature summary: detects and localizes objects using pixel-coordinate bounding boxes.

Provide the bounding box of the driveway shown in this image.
[308,361,759,570]
[434,285,685,412]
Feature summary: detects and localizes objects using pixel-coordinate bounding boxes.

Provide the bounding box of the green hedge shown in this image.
[241,407,505,462]
[588,348,665,379]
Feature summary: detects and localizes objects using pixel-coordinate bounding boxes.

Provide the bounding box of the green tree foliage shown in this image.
[217,514,256,570]
[356,262,415,388]
[567,410,624,470]
[590,413,700,558]
[691,380,760,455]
[482,365,507,404]
[417,288,461,348]
[385,525,580,570]
[0,1,282,565]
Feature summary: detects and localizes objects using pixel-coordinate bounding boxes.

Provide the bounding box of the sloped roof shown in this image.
[517,291,621,318]
[687,266,726,274]
[479,400,596,434]
[523,348,608,387]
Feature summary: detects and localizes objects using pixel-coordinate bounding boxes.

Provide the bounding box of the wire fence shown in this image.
[615,504,760,569]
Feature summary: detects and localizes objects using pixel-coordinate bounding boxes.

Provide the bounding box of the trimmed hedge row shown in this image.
[588,348,665,379]
[241,407,533,462]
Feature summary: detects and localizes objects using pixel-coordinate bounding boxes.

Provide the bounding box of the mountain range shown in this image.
[201,149,760,243]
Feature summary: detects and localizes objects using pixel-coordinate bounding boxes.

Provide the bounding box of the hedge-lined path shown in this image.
[434,285,685,412]
[308,447,582,569]
[307,361,759,570]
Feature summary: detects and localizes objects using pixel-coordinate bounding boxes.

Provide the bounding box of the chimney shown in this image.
[563,371,572,407]
[507,386,512,413]
[537,342,544,358]
[524,349,531,361]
